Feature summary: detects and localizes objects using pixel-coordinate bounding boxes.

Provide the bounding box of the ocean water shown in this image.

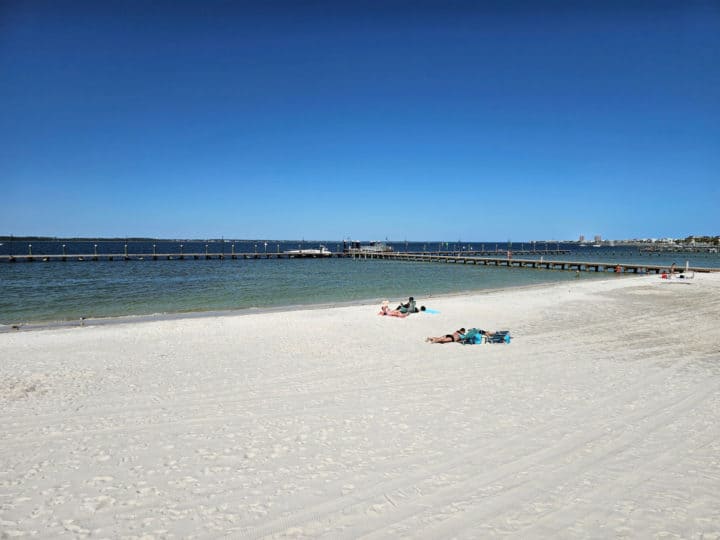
[1,240,718,325]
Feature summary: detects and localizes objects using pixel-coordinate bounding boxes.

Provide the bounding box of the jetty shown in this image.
[0,246,568,263]
[0,251,341,262]
[351,252,718,274]
[639,246,719,254]
[1,250,717,274]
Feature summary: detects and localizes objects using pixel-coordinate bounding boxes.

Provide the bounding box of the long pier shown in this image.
[1,251,717,274]
[357,252,718,274]
[640,246,719,254]
[0,248,567,263]
[0,252,341,262]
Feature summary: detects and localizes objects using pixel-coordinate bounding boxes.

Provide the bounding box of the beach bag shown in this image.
[487,330,511,344]
[459,328,484,345]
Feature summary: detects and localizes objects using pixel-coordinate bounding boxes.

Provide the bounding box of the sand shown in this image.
[2,273,720,539]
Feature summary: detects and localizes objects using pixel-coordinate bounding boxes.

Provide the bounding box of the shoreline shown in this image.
[0,274,622,333]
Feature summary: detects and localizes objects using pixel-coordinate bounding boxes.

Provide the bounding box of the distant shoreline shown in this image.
[2,235,718,246]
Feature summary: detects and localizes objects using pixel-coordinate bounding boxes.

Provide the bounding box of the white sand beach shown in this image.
[2,273,720,539]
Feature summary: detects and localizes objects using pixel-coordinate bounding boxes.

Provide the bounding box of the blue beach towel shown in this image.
[460,329,511,345]
[424,308,440,314]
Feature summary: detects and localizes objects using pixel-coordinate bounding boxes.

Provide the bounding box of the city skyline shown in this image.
[2,232,716,244]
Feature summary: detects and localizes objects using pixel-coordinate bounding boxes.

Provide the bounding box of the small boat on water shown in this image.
[284,245,332,258]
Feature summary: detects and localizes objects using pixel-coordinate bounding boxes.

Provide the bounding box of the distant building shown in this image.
[578,235,585,243]
[594,235,602,244]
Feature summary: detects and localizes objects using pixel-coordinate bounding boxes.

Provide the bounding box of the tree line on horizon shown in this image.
[684,236,720,245]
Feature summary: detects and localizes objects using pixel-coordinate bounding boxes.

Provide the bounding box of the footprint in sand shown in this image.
[88,476,114,486]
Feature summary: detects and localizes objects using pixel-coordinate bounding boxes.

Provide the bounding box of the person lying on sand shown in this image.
[426,328,466,343]
[378,300,408,318]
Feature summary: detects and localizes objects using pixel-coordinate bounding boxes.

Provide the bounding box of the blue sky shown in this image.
[1,1,718,241]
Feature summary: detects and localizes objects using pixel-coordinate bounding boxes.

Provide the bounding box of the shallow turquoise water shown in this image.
[4,238,718,325]
[1,257,610,324]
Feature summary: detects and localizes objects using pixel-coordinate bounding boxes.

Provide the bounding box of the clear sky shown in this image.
[1,1,718,241]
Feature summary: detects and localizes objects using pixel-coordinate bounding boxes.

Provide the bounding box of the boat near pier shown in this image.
[343,240,394,254]
[283,245,332,258]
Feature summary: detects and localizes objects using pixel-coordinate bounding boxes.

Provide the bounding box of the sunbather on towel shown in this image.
[426,328,466,344]
[378,300,407,318]
[396,297,416,314]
